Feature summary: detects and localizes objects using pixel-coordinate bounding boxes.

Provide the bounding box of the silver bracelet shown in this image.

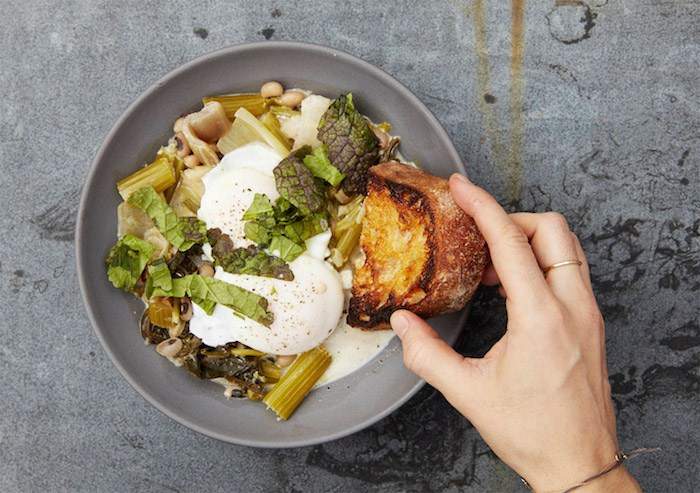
[520,448,660,493]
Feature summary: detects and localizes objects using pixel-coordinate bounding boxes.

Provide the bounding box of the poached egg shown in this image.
[189,143,345,355]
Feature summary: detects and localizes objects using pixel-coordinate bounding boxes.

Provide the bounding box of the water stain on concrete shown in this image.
[470,1,506,188]
[546,0,597,45]
[509,0,526,204]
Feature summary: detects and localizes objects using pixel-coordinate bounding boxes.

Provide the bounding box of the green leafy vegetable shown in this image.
[244,221,272,246]
[242,193,274,221]
[242,193,329,262]
[317,93,379,194]
[208,228,294,280]
[105,234,155,291]
[281,213,328,244]
[303,146,345,187]
[187,275,274,326]
[149,274,274,326]
[144,259,172,298]
[127,186,207,251]
[273,146,327,215]
[269,235,306,262]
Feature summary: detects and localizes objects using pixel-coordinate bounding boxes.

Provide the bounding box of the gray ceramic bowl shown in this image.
[77,41,466,447]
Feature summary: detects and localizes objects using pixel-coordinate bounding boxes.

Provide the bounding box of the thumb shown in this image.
[391,310,479,396]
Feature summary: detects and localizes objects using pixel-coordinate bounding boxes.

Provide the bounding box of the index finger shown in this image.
[449,174,552,307]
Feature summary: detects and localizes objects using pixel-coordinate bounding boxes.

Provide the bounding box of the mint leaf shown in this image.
[144,259,172,298]
[147,273,274,326]
[242,193,274,221]
[106,234,154,291]
[303,145,345,186]
[187,275,274,326]
[269,234,305,262]
[128,186,207,251]
[244,221,272,246]
[209,228,294,281]
[282,213,328,244]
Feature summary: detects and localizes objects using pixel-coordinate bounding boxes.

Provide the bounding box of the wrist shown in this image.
[575,466,641,493]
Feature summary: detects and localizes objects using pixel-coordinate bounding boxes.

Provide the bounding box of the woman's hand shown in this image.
[390,174,641,492]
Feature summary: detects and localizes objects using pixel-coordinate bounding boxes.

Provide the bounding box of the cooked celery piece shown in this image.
[117,154,177,200]
[117,202,154,238]
[182,122,220,167]
[333,196,364,234]
[330,221,362,268]
[202,93,267,119]
[260,360,281,381]
[217,107,290,156]
[269,104,300,121]
[230,347,265,357]
[259,111,292,149]
[263,346,331,420]
[169,165,213,217]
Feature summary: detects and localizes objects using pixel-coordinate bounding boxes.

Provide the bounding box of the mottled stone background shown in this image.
[1,1,698,491]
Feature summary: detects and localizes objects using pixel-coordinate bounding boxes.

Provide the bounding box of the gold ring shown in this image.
[543,259,582,275]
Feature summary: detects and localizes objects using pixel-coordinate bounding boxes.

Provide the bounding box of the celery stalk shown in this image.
[217,107,290,156]
[260,360,281,381]
[117,155,177,200]
[331,222,362,268]
[259,112,292,149]
[202,93,267,119]
[230,347,265,357]
[333,196,364,234]
[263,346,331,420]
[269,105,300,120]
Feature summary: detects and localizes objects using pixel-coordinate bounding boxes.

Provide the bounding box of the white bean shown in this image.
[260,81,284,98]
[276,90,305,108]
[156,338,183,358]
[183,154,200,168]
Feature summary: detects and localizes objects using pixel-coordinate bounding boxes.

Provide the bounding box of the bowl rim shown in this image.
[76,40,466,448]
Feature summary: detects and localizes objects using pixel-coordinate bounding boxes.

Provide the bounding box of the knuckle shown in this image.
[499,222,530,249]
[543,211,570,232]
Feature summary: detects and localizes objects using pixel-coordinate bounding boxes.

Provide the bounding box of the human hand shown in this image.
[390,174,641,492]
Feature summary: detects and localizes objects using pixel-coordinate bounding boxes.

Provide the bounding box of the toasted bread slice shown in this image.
[347,162,488,329]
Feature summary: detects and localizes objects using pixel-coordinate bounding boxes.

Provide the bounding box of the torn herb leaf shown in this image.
[209,228,294,280]
[244,221,272,246]
[273,146,327,215]
[242,193,274,221]
[127,186,207,251]
[145,259,172,298]
[269,234,306,262]
[187,275,274,326]
[317,93,379,194]
[303,145,345,187]
[282,213,328,244]
[106,234,155,291]
[147,273,274,326]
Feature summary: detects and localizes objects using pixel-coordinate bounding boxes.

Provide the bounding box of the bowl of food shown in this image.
[77,41,486,447]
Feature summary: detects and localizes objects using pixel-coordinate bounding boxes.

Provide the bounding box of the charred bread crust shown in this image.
[347,162,488,329]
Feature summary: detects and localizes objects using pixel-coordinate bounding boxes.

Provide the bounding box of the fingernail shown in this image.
[390,311,410,338]
[451,172,471,184]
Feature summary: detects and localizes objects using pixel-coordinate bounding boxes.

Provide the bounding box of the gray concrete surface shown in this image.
[1,0,698,491]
